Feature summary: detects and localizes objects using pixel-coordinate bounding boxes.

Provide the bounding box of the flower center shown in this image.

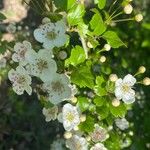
[46,31,57,40]
[122,84,130,92]
[51,81,64,93]
[66,112,74,122]
[17,76,26,84]
[36,59,48,72]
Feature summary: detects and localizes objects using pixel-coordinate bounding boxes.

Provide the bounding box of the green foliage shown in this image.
[102,31,126,48]
[71,63,95,89]
[79,115,95,132]
[0,12,6,21]
[65,45,86,66]
[98,0,106,10]
[90,9,106,36]
[77,96,90,112]
[94,76,107,96]
[67,4,85,26]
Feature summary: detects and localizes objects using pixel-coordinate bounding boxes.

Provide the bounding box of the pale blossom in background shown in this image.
[115,118,129,130]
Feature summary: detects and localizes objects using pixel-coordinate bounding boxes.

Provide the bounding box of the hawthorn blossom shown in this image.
[90,125,109,142]
[115,118,129,130]
[25,49,56,82]
[115,74,136,104]
[66,135,88,150]
[34,20,67,49]
[62,103,80,131]
[12,41,32,66]
[90,143,107,150]
[42,106,58,122]
[8,66,32,95]
[43,74,73,104]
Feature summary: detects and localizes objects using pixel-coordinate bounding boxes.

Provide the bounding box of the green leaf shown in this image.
[65,45,86,67]
[90,9,106,36]
[77,97,90,112]
[93,96,106,106]
[109,102,127,117]
[71,65,94,89]
[0,12,6,21]
[53,0,76,11]
[96,106,109,120]
[67,4,85,26]
[98,0,106,9]
[94,76,107,96]
[79,116,95,132]
[102,31,126,48]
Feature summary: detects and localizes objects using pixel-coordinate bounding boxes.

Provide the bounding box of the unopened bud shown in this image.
[71,97,78,104]
[104,44,111,51]
[143,77,150,86]
[64,131,72,139]
[109,74,118,82]
[100,56,106,63]
[80,114,86,122]
[58,51,67,60]
[112,99,120,107]
[42,17,51,24]
[138,66,146,74]
[135,14,143,22]
[87,41,93,48]
[124,4,133,14]
[86,136,91,142]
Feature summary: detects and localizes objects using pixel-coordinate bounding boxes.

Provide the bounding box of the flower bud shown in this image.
[71,97,78,104]
[80,114,86,122]
[87,41,93,48]
[42,17,51,24]
[124,4,133,14]
[135,14,143,22]
[109,74,118,82]
[73,126,79,131]
[86,136,91,142]
[64,131,72,139]
[143,77,150,86]
[58,51,67,60]
[100,56,106,63]
[104,44,111,51]
[138,66,146,74]
[112,99,120,107]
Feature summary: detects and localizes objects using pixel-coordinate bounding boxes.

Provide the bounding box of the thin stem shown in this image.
[112,18,134,23]
[33,0,45,12]
[96,48,106,54]
[79,33,88,59]
[110,11,123,20]
[108,0,118,13]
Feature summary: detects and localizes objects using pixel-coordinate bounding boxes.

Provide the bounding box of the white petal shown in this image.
[115,78,123,87]
[13,85,24,95]
[24,85,32,95]
[8,69,17,81]
[34,29,45,43]
[25,49,37,63]
[43,40,54,49]
[122,89,135,104]
[23,41,32,49]
[123,74,136,86]
[115,87,123,100]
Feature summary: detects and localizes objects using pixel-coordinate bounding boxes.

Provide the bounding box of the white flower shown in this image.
[8,66,32,95]
[43,74,73,104]
[12,41,32,66]
[34,20,67,49]
[25,49,56,82]
[115,74,136,104]
[90,125,109,142]
[42,106,58,122]
[51,139,66,150]
[124,4,133,14]
[0,55,6,68]
[90,143,107,150]
[115,118,129,130]
[66,135,88,150]
[62,103,80,131]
